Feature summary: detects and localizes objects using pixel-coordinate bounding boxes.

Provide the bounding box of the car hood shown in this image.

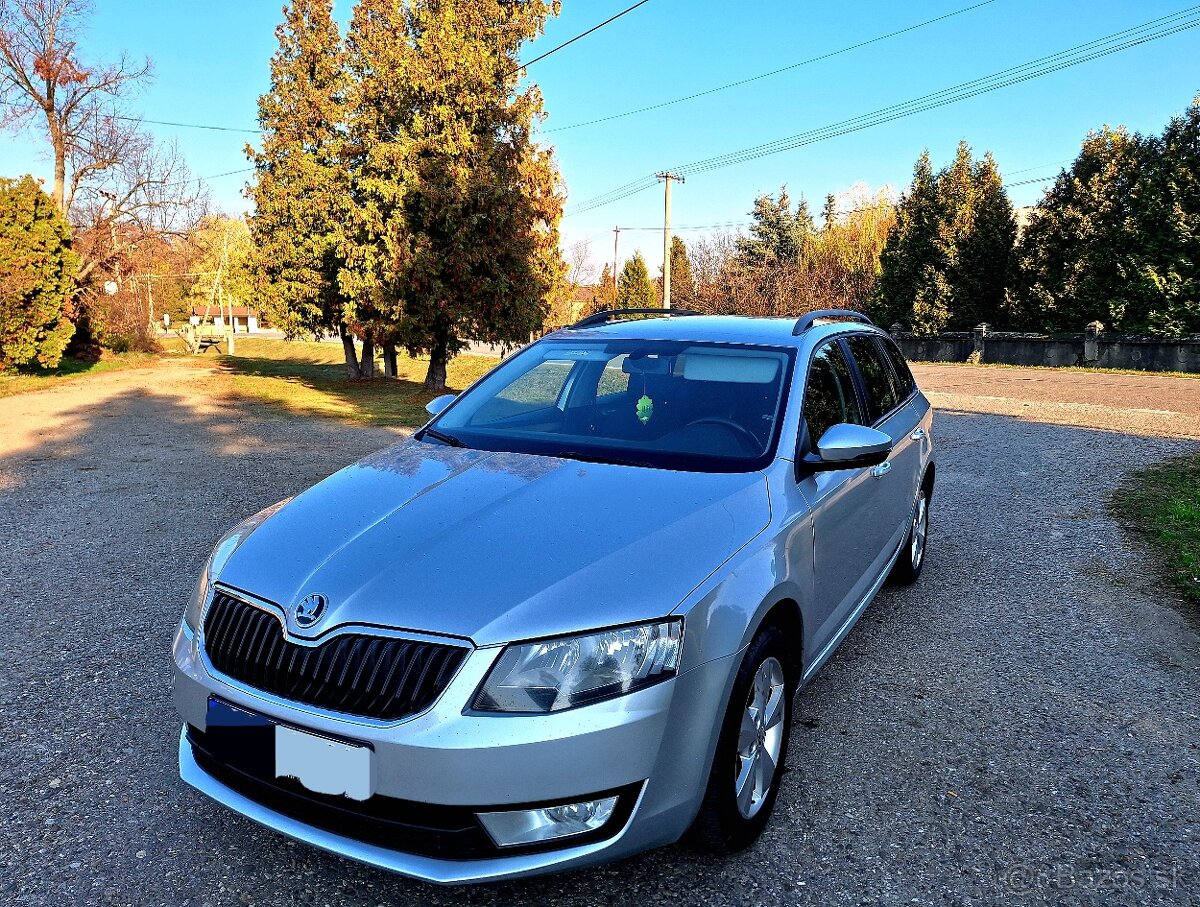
[217,440,772,645]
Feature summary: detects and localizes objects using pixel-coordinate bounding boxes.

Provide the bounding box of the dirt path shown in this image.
[912,363,1200,439]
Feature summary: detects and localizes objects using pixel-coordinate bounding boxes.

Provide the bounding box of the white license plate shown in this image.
[275,725,372,801]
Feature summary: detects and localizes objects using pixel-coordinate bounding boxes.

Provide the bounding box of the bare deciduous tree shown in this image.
[565,238,597,288]
[1,0,207,345]
[69,126,205,284]
[687,188,897,319]
[0,0,148,211]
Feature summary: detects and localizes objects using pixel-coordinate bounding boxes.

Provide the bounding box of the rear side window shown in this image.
[879,337,916,399]
[596,354,630,398]
[802,341,862,444]
[474,359,574,422]
[845,335,899,423]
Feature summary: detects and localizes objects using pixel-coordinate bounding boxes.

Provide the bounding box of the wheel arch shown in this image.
[749,597,805,689]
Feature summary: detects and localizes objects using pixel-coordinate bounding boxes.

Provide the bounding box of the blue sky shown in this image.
[2,0,1198,276]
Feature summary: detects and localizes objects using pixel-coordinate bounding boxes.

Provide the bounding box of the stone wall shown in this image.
[893,323,1200,373]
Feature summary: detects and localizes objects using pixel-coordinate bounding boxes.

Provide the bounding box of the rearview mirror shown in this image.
[425,393,456,418]
[808,423,892,470]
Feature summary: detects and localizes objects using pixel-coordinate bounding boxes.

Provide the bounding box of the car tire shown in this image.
[687,624,793,855]
[889,480,930,585]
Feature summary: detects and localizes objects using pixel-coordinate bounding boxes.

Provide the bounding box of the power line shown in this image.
[0,99,258,134]
[1007,175,1057,187]
[566,6,1200,216]
[1007,157,1076,176]
[0,3,657,136]
[677,8,1200,176]
[200,167,253,181]
[545,0,997,133]
[508,0,653,76]
[114,113,258,134]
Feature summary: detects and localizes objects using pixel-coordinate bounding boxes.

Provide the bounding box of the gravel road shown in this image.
[1,362,1197,906]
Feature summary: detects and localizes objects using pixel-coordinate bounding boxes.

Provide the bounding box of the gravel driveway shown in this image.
[1,362,1197,906]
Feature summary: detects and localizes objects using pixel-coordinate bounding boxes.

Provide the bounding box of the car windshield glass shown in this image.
[427,339,795,472]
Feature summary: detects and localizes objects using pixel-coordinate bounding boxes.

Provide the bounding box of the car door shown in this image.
[843,334,922,562]
[793,338,896,659]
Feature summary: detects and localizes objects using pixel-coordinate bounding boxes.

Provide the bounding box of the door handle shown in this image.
[910,428,926,441]
[871,460,891,478]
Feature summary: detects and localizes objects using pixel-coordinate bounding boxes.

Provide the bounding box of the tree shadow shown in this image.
[210,353,496,428]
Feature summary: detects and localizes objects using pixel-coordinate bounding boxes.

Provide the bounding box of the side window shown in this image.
[802,341,862,445]
[845,335,899,423]
[473,360,574,422]
[879,337,916,399]
[596,354,630,398]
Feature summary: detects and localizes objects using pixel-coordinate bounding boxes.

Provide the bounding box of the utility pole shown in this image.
[612,225,621,303]
[656,172,685,308]
[145,274,155,333]
[211,232,234,356]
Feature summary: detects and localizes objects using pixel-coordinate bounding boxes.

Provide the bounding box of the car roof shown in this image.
[549,314,885,348]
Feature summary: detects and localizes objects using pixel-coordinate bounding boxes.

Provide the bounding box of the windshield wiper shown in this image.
[422,427,466,448]
[557,450,654,469]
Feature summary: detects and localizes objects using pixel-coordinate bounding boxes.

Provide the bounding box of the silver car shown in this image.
[172,308,934,884]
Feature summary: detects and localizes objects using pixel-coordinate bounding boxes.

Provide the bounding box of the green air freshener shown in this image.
[636,394,654,425]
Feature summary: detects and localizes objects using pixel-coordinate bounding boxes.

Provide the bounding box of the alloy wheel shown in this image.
[911,490,928,570]
[734,656,786,819]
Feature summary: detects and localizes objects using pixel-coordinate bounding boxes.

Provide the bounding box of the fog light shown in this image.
[477,795,619,848]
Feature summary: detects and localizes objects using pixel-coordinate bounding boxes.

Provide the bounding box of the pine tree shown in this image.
[616,252,656,307]
[875,151,943,331]
[668,235,694,307]
[246,0,359,376]
[1147,98,1200,335]
[1015,98,1200,336]
[595,262,617,310]
[736,187,814,265]
[0,175,77,369]
[1014,127,1148,332]
[821,193,838,231]
[875,144,1016,333]
[342,0,566,391]
[952,152,1016,330]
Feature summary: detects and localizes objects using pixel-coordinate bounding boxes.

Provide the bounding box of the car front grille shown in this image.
[201,591,467,721]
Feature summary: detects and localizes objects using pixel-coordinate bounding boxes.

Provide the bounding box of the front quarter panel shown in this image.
[672,462,813,673]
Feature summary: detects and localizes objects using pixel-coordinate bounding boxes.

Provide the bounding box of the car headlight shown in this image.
[182,498,292,631]
[472,620,683,714]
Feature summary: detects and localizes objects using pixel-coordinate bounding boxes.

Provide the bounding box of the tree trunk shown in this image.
[382,343,398,377]
[52,145,67,213]
[359,331,376,379]
[424,335,448,392]
[339,325,361,379]
[45,109,67,213]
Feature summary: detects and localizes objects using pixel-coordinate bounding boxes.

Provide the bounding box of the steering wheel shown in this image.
[683,417,761,453]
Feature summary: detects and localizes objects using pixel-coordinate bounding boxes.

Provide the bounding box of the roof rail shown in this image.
[791,309,874,336]
[570,307,702,329]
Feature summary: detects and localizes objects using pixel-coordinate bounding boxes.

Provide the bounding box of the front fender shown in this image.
[672,524,812,674]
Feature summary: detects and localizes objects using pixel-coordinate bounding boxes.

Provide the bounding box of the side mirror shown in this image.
[808,423,892,470]
[425,393,456,418]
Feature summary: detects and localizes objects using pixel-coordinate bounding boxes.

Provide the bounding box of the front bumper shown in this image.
[173,623,735,884]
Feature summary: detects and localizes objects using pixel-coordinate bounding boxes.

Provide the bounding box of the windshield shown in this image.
[426,339,795,472]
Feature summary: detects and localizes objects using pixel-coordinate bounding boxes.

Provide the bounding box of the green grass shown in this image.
[213,336,499,427]
[0,352,163,398]
[1112,453,1200,607]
